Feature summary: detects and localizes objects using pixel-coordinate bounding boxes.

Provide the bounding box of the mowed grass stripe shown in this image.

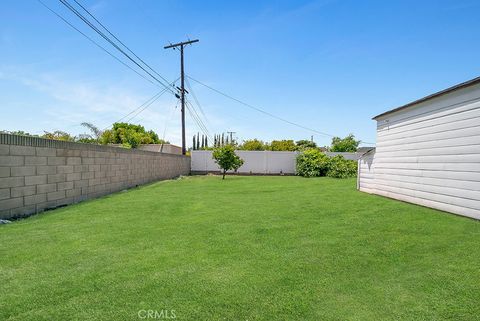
[0,176,479,321]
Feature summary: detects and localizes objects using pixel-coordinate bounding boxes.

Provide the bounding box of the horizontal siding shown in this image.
[378,108,480,140]
[376,84,480,126]
[373,162,480,172]
[376,125,480,148]
[377,98,480,133]
[373,173,480,191]
[378,134,480,152]
[369,188,480,220]
[374,167,480,182]
[373,154,480,163]
[358,83,480,219]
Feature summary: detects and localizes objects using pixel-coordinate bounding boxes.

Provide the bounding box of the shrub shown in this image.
[326,155,357,178]
[296,150,357,178]
[296,149,330,177]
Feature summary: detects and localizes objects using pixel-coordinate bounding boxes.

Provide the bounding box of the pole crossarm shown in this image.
[164,39,199,49]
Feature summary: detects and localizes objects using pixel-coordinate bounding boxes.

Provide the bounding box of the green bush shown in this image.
[296,149,330,177]
[326,155,357,178]
[296,150,357,178]
[99,123,166,148]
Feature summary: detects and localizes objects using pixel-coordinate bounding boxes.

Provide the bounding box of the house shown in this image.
[358,76,480,220]
[137,144,182,155]
[357,146,375,154]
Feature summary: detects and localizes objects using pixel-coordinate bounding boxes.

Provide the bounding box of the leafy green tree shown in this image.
[295,139,317,151]
[330,134,360,152]
[99,122,165,148]
[212,145,244,179]
[240,139,266,151]
[269,140,296,151]
[42,131,75,142]
[193,135,196,150]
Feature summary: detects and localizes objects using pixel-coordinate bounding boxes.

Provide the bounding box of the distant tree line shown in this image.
[191,133,362,152]
[2,122,168,149]
[235,134,361,152]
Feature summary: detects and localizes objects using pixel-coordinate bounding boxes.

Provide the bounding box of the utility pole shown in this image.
[164,39,199,155]
[227,131,236,144]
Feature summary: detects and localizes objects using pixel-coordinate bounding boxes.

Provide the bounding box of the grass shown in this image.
[1,176,479,321]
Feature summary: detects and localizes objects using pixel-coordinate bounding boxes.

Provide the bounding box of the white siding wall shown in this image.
[359,83,480,220]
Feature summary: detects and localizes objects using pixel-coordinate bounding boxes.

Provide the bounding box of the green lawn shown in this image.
[1,176,479,321]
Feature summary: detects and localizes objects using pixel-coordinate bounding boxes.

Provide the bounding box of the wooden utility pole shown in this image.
[164,39,199,155]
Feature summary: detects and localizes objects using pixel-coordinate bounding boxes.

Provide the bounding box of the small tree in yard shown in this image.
[212,145,244,179]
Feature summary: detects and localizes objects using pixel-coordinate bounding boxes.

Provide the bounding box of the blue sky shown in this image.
[1,0,479,147]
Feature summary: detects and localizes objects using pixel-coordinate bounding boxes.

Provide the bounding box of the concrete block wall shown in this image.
[0,134,190,219]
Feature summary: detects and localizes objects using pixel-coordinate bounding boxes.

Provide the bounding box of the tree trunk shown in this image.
[222,169,226,180]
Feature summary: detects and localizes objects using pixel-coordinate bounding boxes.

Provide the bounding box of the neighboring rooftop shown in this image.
[373,76,480,120]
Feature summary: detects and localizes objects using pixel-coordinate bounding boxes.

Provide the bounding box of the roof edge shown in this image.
[372,76,480,120]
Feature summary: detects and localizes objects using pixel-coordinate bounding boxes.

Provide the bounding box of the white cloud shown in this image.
[1,66,248,146]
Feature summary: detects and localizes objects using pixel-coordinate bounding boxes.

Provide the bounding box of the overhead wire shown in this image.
[125,88,170,123]
[37,0,182,141]
[186,106,210,139]
[102,84,173,131]
[185,77,209,124]
[186,75,375,145]
[58,0,175,94]
[185,99,211,140]
[159,100,179,152]
[70,0,175,91]
[185,98,209,136]
[37,0,159,87]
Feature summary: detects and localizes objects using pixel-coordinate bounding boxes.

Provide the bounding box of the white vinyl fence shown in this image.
[191,150,363,175]
[191,150,297,174]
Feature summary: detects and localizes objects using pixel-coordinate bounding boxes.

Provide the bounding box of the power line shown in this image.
[186,98,209,135]
[186,99,210,139]
[185,99,210,139]
[70,0,175,91]
[37,0,159,87]
[187,75,375,145]
[161,100,179,144]
[185,77,209,124]
[103,85,171,131]
[59,0,175,94]
[125,90,168,123]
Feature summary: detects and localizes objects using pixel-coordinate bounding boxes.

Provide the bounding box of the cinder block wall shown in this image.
[0,134,190,219]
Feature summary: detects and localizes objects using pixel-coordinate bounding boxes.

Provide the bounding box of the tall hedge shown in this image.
[296,149,357,178]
